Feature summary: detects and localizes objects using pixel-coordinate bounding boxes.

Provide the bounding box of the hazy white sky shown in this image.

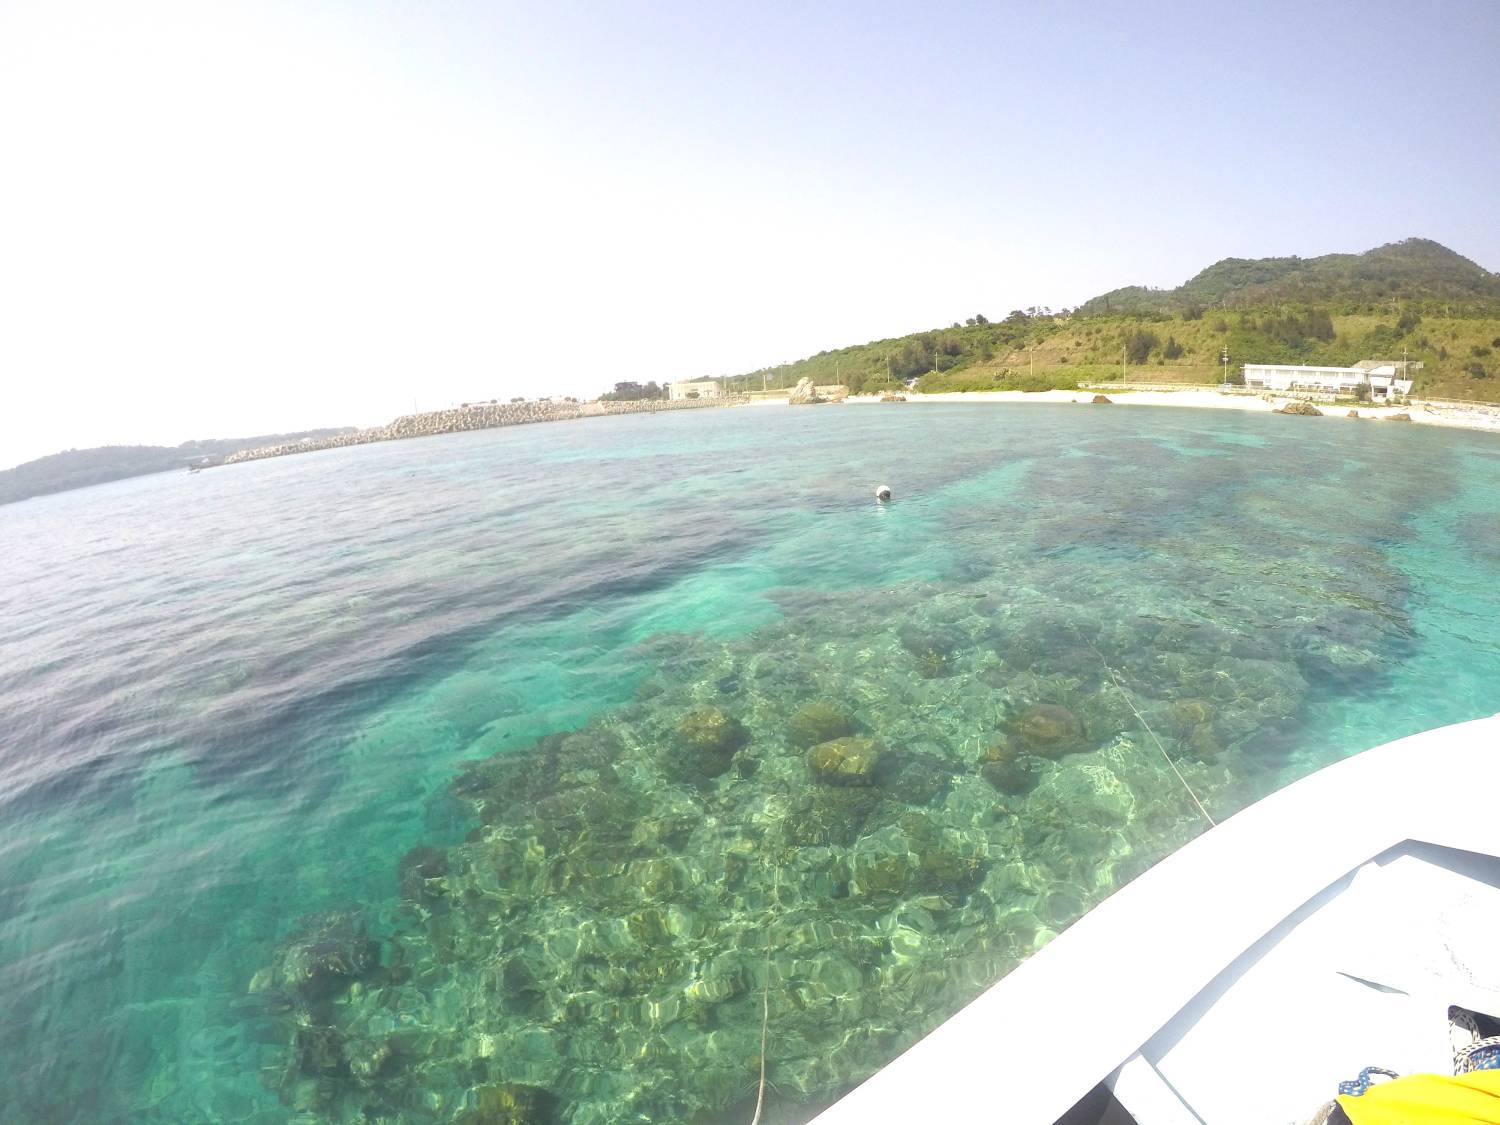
[2,0,1497,468]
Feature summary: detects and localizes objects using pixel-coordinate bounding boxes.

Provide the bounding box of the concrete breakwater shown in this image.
[222,395,749,465]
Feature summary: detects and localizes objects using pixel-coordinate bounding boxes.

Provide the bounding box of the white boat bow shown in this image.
[812,712,1500,1125]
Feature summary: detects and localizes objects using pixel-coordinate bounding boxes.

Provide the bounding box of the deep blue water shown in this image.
[2,404,1498,1122]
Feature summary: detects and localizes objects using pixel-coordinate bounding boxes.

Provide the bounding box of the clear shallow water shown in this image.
[2,404,1498,1123]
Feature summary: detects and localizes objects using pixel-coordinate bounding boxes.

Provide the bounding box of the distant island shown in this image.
[0,429,355,506]
[706,238,1500,401]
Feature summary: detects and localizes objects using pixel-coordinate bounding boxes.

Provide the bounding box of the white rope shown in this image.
[1070,626,1217,828]
[1099,660,1217,828]
[748,928,771,1125]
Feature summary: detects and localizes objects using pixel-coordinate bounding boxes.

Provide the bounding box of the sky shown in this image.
[1,0,1497,467]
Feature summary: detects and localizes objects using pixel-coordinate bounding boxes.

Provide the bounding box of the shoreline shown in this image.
[820,387,1500,436]
[219,395,749,466]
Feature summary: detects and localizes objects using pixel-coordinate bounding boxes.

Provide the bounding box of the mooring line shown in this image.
[748,926,772,1125]
[1070,626,1217,828]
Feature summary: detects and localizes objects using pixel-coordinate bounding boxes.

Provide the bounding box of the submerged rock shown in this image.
[451,727,622,815]
[849,824,917,897]
[898,622,965,678]
[808,736,884,786]
[1167,698,1214,730]
[885,752,954,805]
[981,756,1043,797]
[267,911,379,1003]
[458,1082,557,1124]
[1165,697,1222,760]
[398,845,449,906]
[901,811,989,895]
[848,814,988,900]
[675,707,749,777]
[788,700,858,748]
[784,786,884,847]
[1006,703,1087,758]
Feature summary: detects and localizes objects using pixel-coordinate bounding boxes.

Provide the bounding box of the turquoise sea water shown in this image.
[2,403,1499,1123]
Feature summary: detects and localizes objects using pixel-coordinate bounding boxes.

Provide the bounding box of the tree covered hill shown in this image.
[707,238,1500,401]
[0,428,355,506]
[1079,238,1500,316]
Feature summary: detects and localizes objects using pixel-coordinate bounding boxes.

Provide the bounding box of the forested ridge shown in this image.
[0,429,355,506]
[701,238,1500,400]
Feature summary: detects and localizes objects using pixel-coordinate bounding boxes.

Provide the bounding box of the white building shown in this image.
[668,380,723,401]
[1241,360,1417,400]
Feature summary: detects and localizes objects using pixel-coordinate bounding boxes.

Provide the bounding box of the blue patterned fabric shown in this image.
[1456,1037,1500,1074]
[1339,1067,1400,1096]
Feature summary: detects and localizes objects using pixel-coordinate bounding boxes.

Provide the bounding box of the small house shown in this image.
[668,380,723,401]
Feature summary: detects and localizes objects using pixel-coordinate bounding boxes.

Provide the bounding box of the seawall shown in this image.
[221,396,749,465]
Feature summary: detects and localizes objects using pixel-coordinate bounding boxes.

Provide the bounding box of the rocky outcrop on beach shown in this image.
[222,396,747,465]
[1091,394,1113,404]
[1275,401,1323,416]
[787,377,821,405]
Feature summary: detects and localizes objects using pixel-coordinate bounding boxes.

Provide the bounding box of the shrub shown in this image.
[1465,361,1489,379]
[1002,372,1080,393]
[1163,336,1184,360]
[1472,345,1492,358]
[1124,328,1159,364]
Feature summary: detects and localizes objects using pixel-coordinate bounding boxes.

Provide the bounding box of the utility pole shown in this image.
[1221,347,1229,387]
[1121,345,1126,382]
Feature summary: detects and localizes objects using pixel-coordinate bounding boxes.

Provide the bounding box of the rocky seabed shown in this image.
[223,398,749,465]
[235,423,1427,1124]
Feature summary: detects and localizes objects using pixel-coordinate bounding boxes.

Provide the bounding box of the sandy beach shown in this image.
[806,387,1500,436]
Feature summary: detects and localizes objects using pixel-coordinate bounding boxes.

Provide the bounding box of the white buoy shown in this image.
[875,484,892,502]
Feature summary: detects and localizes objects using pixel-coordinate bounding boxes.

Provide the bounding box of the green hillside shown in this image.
[1080,238,1500,316]
[708,238,1500,401]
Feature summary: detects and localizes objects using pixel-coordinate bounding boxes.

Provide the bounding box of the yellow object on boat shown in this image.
[1336,1071,1500,1123]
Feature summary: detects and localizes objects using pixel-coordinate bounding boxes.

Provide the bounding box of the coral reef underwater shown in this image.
[248,519,1416,1122]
